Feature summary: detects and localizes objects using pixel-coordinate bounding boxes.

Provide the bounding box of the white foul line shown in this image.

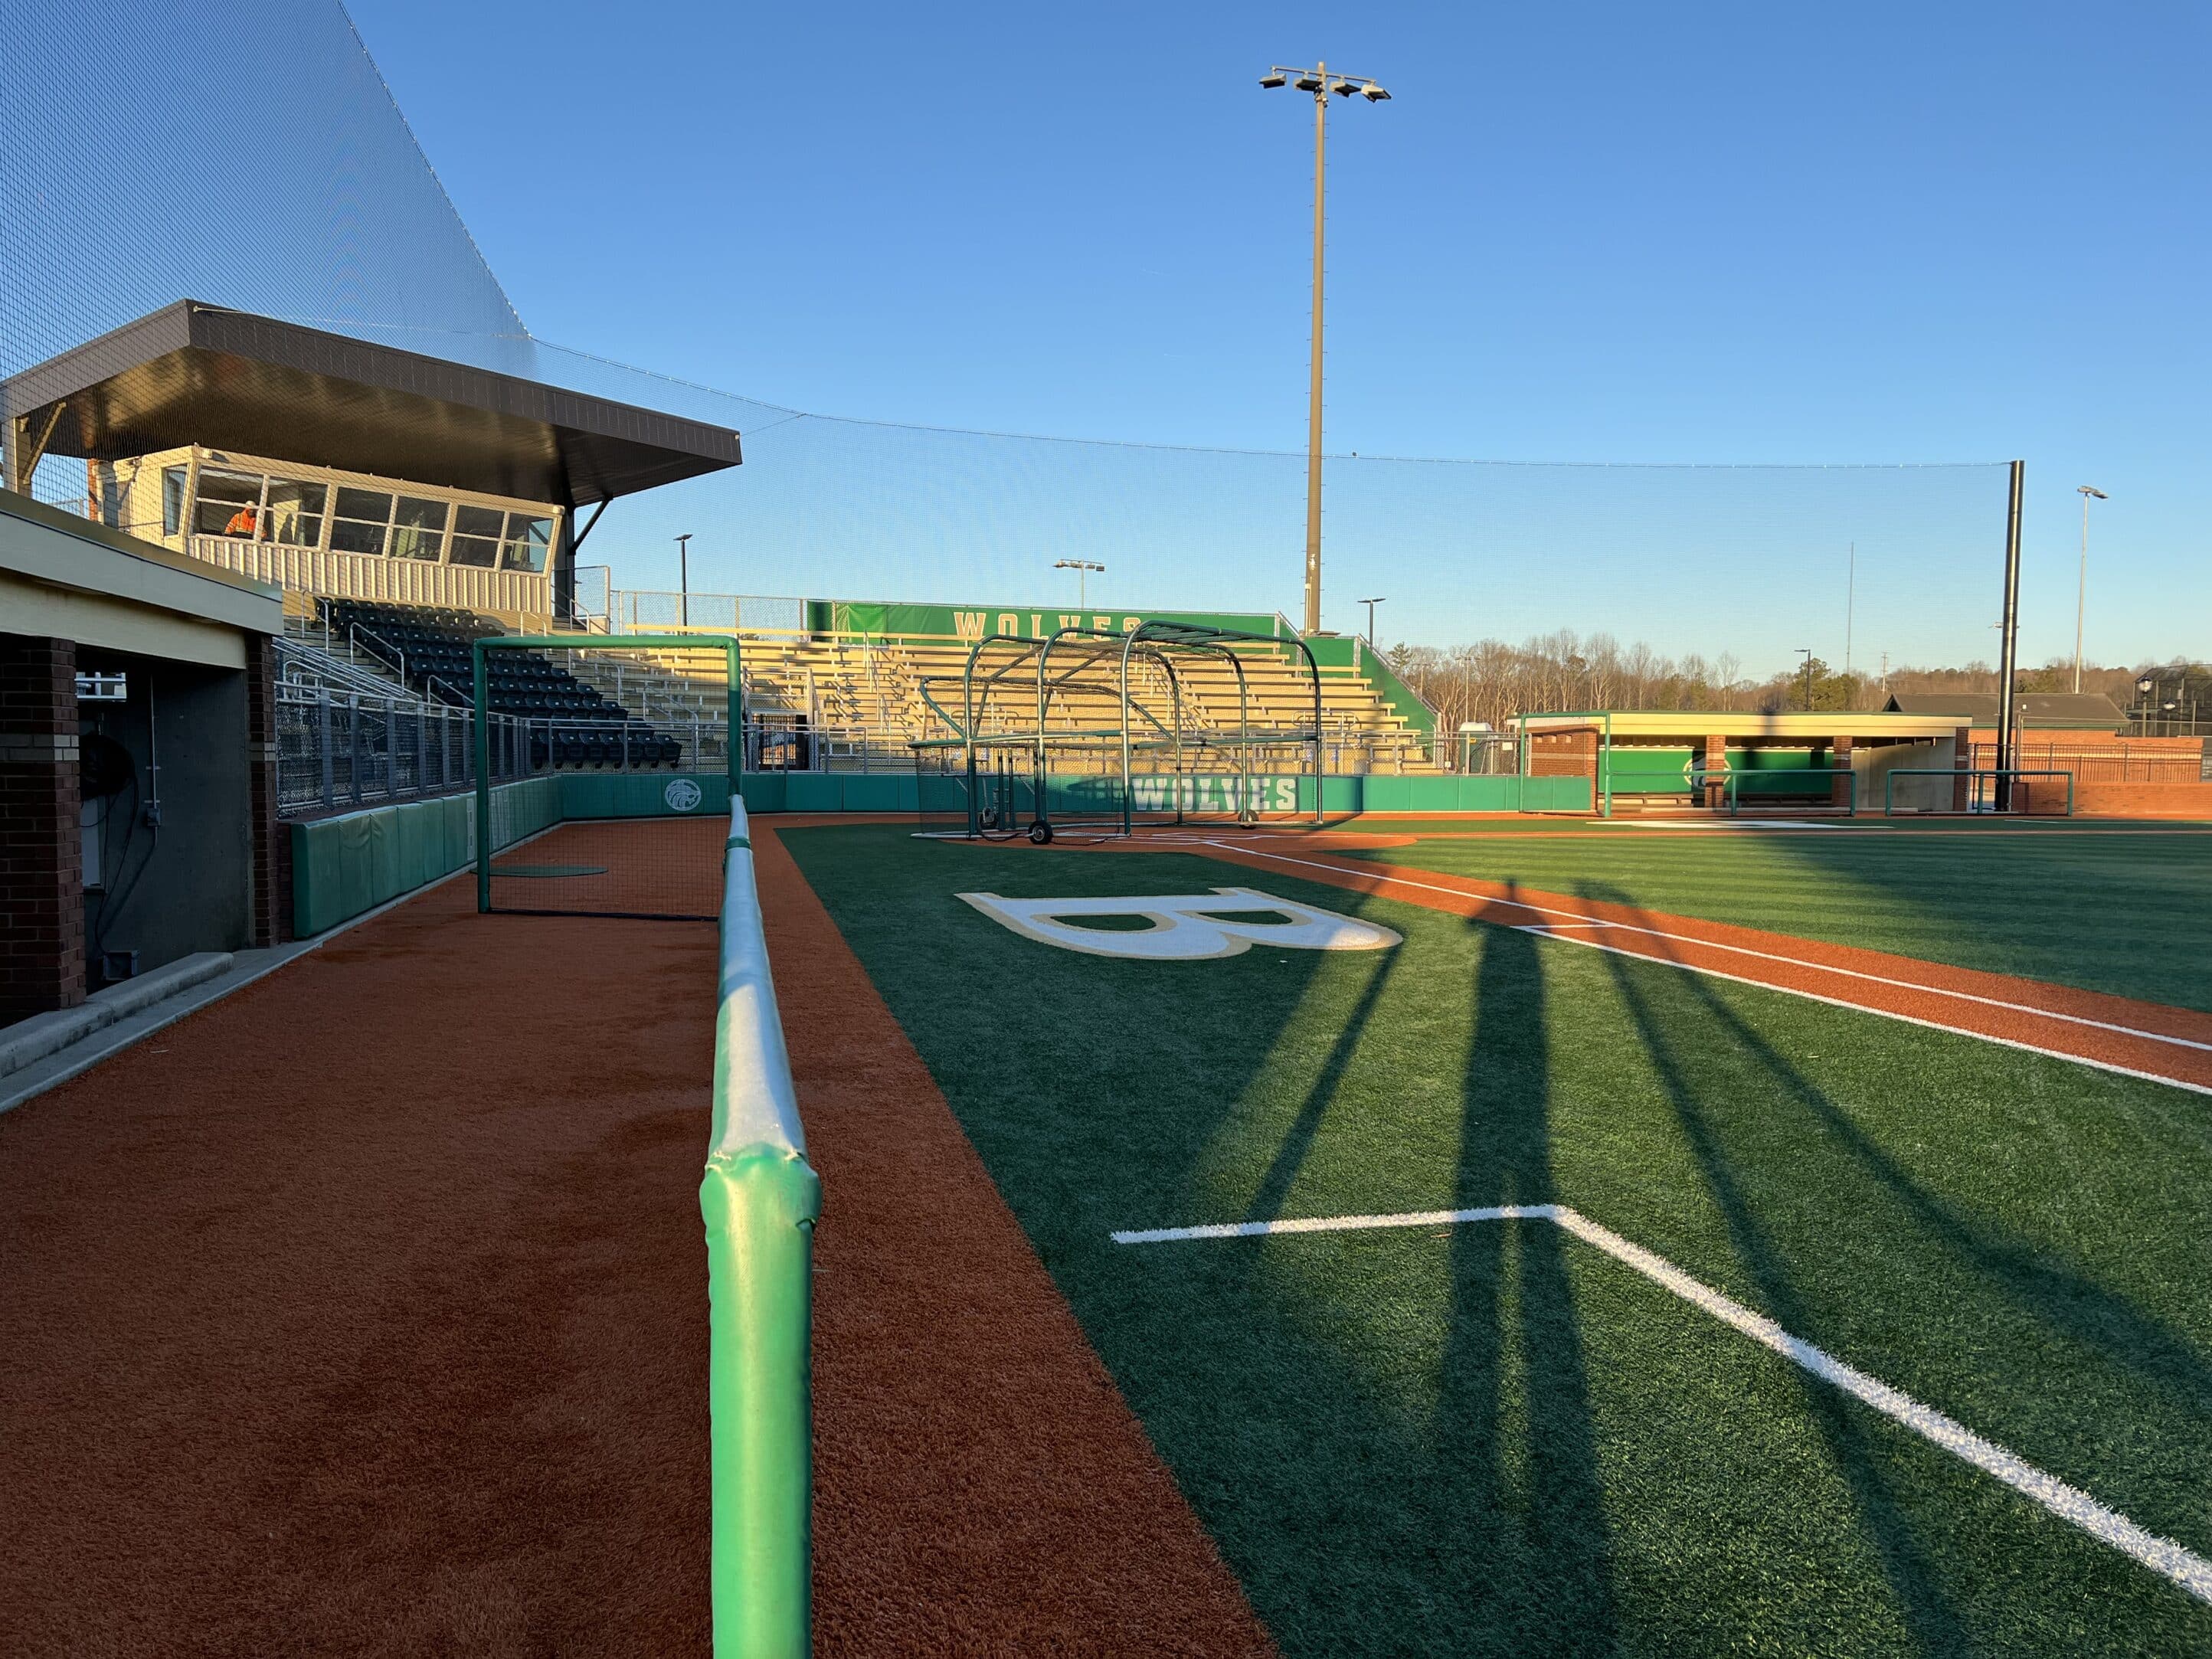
[1513,928,2212,1099]
[1111,1203,2212,1606]
[1198,841,2212,1076]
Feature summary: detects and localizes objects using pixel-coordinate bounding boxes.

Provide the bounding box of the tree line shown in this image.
[1381,630,2200,728]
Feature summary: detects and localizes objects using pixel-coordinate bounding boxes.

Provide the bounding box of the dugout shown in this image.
[1515,710,1971,815]
[1,490,285,1025]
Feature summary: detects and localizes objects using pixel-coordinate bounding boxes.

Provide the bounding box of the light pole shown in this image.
[1054,558,1104,609]
[675,532,692,628]
[1261,63,1390,637]
[1358,596,1386,644]
[2074,486,2106,693]
[2137,675,2155,735]
[1797,648,1814,712]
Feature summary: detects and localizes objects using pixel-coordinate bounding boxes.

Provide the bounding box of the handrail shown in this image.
[347,621,407,687]
[701,800,820,1657]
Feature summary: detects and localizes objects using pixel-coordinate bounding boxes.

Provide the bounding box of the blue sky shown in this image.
[347,0,2208,672]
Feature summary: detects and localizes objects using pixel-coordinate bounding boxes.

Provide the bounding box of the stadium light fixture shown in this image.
[2073,485,2107,694]
[1260,61,1392,638]
[675,532,692,628]
[1054,558,1105,609]
[1358,596,1386,644]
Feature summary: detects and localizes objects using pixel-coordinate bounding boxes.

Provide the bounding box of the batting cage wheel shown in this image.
[1028,820,1053,845]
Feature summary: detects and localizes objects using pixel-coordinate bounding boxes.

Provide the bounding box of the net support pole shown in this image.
[1994,460,2025,810]
[473,642,491,912]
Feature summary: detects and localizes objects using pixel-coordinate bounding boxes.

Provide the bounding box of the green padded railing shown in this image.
[702,799,820,1657]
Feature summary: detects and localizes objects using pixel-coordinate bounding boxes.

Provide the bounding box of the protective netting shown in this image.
[3,0,2015,687]
[610,426,2009,678]
[0,0,521,380]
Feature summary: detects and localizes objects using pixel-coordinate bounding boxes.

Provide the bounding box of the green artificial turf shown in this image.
[784,825,2212,1657]
[1327,826,2212,1010]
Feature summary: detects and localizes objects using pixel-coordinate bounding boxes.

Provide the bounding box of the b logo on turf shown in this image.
[957,887,1399,960]
[664,777,703,813]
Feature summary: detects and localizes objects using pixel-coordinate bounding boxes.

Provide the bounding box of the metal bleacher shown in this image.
[282,597,1441,774]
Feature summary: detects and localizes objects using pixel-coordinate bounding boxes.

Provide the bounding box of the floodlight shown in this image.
[1259,71,1287,88]
[1294,73,1322,90]
[1331,80,1358,97]
[1363,84,1392,101]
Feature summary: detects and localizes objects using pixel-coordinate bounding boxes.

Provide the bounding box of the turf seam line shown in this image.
[1112,1204,2212,1607]
[1201,842,2212,1068]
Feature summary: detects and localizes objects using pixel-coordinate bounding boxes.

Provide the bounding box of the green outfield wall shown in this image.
[1600,747,1837,798]
[748,771,1586,816]
[291,770,1592,937]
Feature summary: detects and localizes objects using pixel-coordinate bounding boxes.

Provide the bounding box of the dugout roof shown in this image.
[1,302,742,508]
[1517,711,1966,744]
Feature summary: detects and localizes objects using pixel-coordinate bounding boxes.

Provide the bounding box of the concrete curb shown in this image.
[0,952,234,1079]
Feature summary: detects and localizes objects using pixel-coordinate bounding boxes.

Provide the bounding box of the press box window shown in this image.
[390,496,449,561]
[501,514,553,572]
[192,470,263,538]
[330,488,394,555]
[263,478,328,547]
[162,467,188,535]
[448,504,506,567]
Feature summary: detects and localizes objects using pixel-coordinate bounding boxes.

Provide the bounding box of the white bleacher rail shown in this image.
[188,535,551,616]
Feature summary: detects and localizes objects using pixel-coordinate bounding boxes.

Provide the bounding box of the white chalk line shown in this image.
[1520,929,2212,1099]
[1112,1203,2212,1606]
[1199,842,2212,1069]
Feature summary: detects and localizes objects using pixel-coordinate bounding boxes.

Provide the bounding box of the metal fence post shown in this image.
[348,695,362,806]
[319,694,335,810]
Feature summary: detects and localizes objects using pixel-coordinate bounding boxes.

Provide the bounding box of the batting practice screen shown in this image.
[473,635,742,921]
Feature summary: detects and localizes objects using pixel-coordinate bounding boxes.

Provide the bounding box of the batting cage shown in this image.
[911,620,1325,842]
[474,634,741,920]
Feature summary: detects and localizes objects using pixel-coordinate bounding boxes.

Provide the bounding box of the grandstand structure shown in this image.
[1,303,1443,819]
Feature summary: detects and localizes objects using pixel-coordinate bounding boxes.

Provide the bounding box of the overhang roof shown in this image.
[1,302,741,506]
[1883,692,2125,730]
[1518,711,1968,741]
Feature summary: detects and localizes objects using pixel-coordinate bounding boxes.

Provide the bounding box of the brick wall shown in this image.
[2071,781,2212,819]
[0,634,85,1023]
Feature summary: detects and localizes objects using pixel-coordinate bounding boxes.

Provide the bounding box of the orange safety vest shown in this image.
[223,506,258,537]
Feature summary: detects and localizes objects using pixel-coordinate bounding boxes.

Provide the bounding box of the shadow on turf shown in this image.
[1573,876,2212,1426]
[1441,898,1624,1643]
[1577,881,1973,1649]
[1222,884,1625,1649]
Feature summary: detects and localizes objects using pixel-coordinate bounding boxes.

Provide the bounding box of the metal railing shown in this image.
[188,534,551,615]
[702,800,818,1656]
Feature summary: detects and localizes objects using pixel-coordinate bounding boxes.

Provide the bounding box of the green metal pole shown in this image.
[726,636,742,800]
[473,641,491,911]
